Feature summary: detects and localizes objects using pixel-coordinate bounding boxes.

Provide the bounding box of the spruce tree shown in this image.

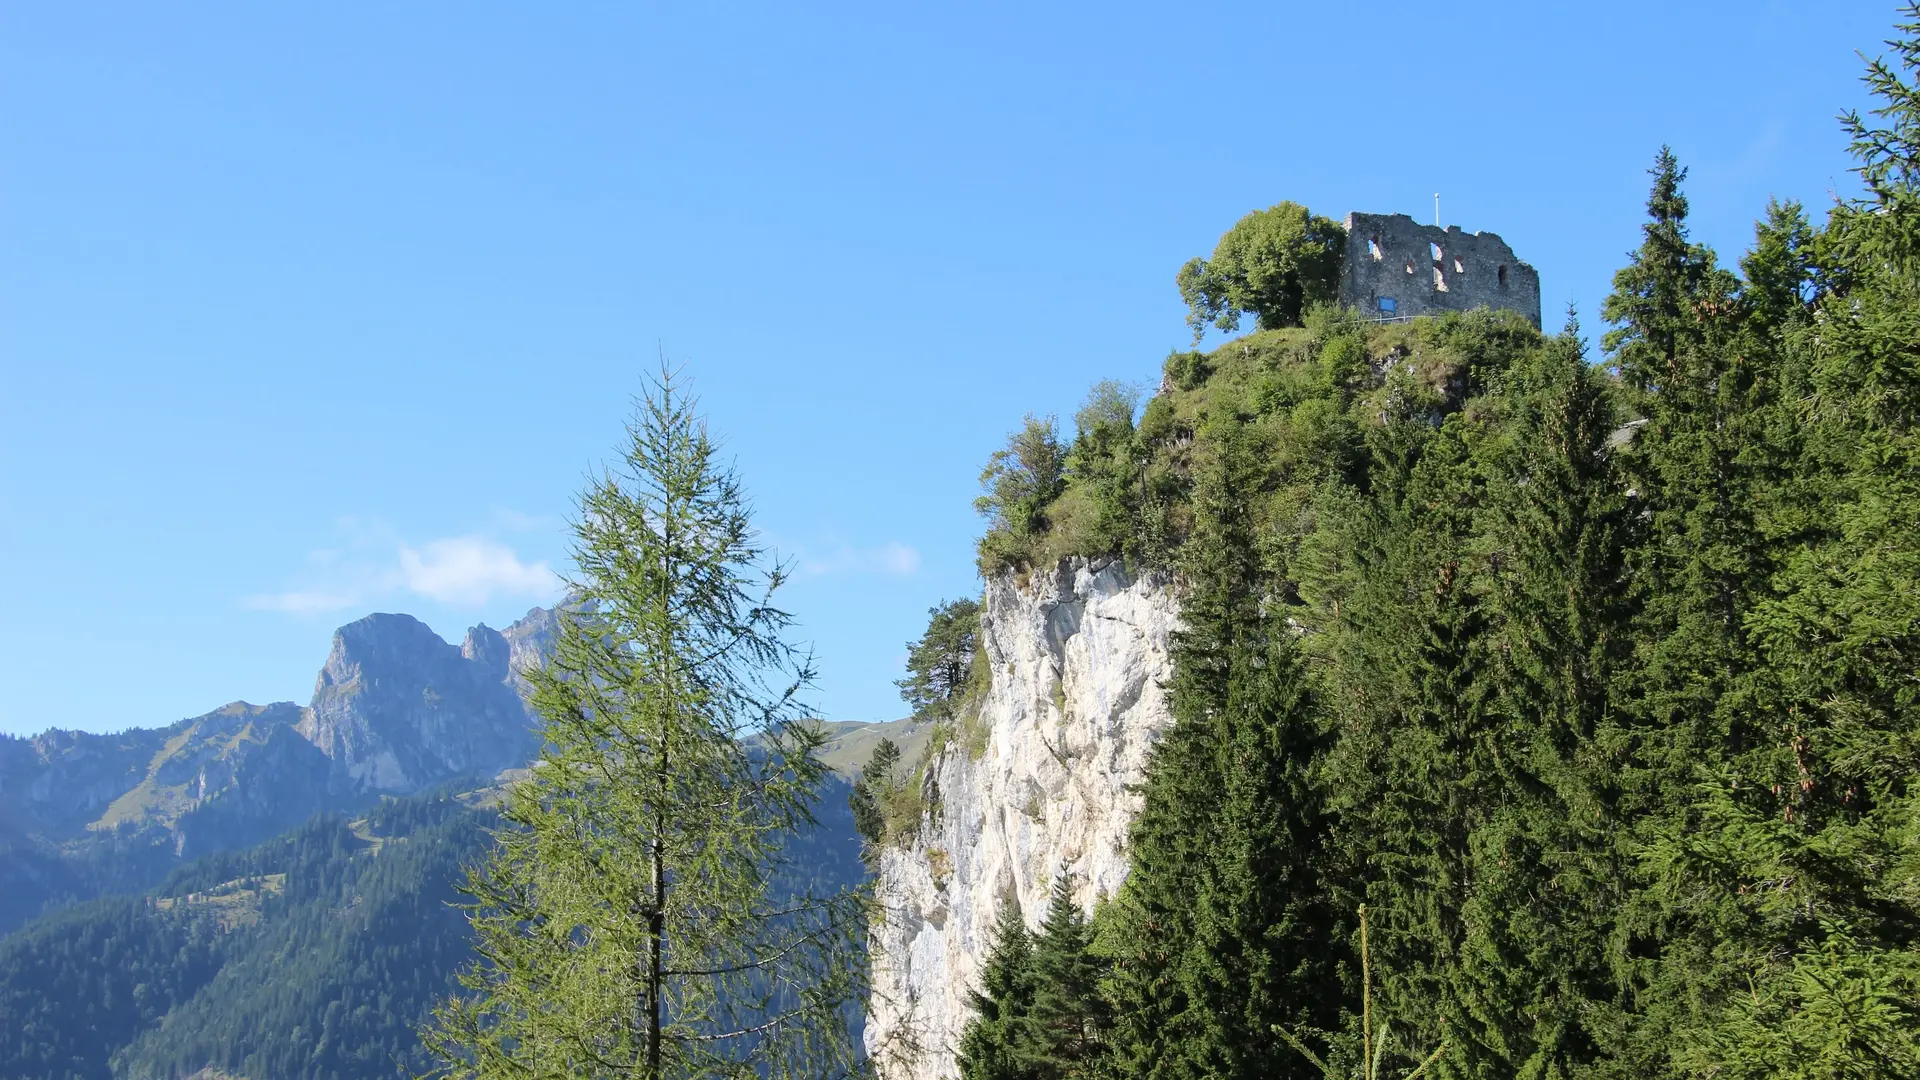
[420,370,866,1080]
[1600,147,1721,403]
[1103,414,1337,1080]
[958,907,1039,1080]
[1675,12,1920,1073]
[1100,416,1261,1080]
[1098,699,1215,1080]
[1022,876,1107,1079]
[1598,149,1791,1074]
[1179,630,1334,1080]
[1315,413,1500,1076]
[1456,324,1632,1076]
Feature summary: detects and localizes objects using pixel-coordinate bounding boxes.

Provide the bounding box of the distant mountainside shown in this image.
[0,605,554,934]
[0,789,496,1080]
[0,600,875,1080]
[812,715,937,778]
[0,778,865,1080]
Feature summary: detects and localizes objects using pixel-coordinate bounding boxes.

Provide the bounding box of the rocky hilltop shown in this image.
[865,559,1179,1078]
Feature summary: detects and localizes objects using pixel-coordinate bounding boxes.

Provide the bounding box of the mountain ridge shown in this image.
[0,603,556,934]
[1,600,891,937]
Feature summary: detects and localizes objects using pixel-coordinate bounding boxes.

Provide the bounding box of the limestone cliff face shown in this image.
[865,558,1179,1078]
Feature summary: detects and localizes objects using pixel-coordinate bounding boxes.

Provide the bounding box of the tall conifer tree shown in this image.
[1683,13,1920,1073]
[420,371,866,1080]
[1599,149,1786,1073]
[959,908,1039,1080]
[1457,325,1632,1076]
[1024,877,1108,1079]
[1101,415,1264,1080]
[1104,415,1337,1080]
[1317,414,1501,1076]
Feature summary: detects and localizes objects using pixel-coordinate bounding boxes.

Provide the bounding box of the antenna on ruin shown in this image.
[1434,192,1441,227]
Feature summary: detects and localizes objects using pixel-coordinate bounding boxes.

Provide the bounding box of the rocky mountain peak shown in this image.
[1,603,564,934]
[499,603,561,701]
[315,612,459,695]
[299,608,550,794]
[461,623,512,683]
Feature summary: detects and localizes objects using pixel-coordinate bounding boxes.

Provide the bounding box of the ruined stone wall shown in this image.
[1339,212,1541,327]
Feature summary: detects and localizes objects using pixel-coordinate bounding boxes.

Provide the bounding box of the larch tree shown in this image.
[419,369,866,1080]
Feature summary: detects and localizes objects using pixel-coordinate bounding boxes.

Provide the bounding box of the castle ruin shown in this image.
[1339,212,1541,328]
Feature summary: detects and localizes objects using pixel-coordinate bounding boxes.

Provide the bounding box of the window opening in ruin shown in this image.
[1498,265,1509,288]
[1369,237,1382,261]
[1405,261,1415,275]
[1434,267,1448,292]
[1429,242,1442,262]
[1453,257,1464,273]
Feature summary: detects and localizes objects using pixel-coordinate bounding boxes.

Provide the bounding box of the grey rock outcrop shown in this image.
[0,725,172,837]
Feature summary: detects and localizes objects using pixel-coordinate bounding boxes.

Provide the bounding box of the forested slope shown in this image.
[0,790,492,1080]
[0,764,867,1080]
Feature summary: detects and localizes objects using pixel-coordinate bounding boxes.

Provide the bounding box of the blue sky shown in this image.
[0,2,1898,735]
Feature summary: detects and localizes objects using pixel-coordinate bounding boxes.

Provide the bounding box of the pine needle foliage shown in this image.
[1101,415,1336,1080]
[1024,878,1108,1078]
[957,881,1109,1080]
[420,369,866,1080]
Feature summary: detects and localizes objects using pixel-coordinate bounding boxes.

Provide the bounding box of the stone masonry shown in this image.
[1339,212,1541,327]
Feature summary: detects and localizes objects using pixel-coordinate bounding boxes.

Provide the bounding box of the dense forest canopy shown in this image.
[0,770,867,1080]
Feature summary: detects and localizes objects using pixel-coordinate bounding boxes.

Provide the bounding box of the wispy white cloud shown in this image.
[398,536,558,604]
[795,540,921,578]
[489,505,560,534]
[246,517,560,616]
